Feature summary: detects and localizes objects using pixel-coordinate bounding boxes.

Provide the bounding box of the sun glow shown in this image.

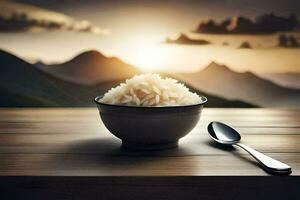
[132,43,165,71]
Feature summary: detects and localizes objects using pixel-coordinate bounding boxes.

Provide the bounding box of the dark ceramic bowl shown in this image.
[94,96,207,150]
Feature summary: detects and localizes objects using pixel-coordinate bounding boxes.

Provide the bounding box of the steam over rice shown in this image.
[100,74,203,106]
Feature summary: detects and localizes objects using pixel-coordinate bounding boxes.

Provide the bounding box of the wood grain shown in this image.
[0,108,299,199]
[0,134,300,155]
[0,153,299,176]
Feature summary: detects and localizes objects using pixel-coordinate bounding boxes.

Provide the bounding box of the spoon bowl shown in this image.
[207,121,241,145]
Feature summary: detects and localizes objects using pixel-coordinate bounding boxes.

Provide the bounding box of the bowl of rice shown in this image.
[94,74,207,150]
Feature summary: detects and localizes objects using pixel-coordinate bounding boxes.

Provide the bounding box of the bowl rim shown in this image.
[94,95,207,109]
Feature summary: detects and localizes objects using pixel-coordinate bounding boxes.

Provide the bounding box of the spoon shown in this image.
[207,121,292,174]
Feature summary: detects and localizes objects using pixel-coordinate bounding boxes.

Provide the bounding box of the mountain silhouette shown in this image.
[0,50,121,106]
[259,72,300,89]
[0,50,254,107]
[38,50,139,85]
[176,62,300,107]
[238,41,252,49]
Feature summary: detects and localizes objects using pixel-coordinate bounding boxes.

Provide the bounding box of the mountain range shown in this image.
[175,62,300,107]
[0,49,255,107]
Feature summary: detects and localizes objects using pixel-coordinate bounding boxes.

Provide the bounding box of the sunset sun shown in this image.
[133,44,163,71]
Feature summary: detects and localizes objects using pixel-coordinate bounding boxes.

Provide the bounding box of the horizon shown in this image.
[2,47,300,75]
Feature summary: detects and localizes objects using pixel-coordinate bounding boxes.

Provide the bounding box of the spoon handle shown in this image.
[235,143,291,174]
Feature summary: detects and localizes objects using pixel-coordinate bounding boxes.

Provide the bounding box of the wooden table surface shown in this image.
[0,108,300,199]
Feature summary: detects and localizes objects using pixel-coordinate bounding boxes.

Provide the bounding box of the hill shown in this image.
[37,50,139,85]
[258,72,300,89]
[0,50,114,106]
[175,62,300,107]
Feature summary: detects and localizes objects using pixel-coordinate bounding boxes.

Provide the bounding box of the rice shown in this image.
[100,74,203,106]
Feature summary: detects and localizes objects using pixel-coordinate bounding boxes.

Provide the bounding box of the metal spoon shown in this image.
[207,121,292,174]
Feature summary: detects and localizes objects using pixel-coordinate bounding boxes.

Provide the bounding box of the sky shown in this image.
[0,0,300,73]
[13,0,300,34]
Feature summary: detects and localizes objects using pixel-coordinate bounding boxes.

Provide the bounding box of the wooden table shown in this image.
[0,108,299,199]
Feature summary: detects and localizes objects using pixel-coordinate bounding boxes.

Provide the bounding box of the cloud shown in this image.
[0,1,109,35]
[165,33,211,45]
[195,13,299,34]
